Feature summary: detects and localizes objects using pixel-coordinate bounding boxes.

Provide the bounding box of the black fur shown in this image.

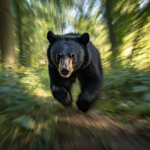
[47,31,103,112]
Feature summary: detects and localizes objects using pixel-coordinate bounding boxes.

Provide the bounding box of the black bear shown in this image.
[47,31,103,112]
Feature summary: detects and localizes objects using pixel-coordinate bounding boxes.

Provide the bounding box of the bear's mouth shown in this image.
[60,73,71,78]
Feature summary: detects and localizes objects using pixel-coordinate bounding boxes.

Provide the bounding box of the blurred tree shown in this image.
[105,0,118,63]
[1,0,150,69]
[13,0,25,66]
[0,0,16,66]
[12,0,36,67]
[100,0,140,63]
[130,1,150,60]
[10,0,74,68]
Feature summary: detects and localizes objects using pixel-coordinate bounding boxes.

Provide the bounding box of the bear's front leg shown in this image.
[51,84,72,106]
[77,73,102,112]
[48,65,72,106]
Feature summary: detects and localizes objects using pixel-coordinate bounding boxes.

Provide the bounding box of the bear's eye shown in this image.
[70,53,77,62]
[56,53,62,61]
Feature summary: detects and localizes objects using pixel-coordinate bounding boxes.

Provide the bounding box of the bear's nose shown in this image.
[61,68,69,75]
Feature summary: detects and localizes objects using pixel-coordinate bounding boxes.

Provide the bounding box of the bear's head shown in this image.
[47,31,91,78]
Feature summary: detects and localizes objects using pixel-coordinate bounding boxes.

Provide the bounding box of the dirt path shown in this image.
[1,103,150,150]
[56,108,150,150]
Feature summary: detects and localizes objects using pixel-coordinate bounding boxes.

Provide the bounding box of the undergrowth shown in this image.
[97,59,150,118]
[0,66,59,149]
[0,60,150,149]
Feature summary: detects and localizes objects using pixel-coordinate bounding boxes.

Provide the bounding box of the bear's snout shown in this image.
[61,68,69,75]
[58,58,74,78]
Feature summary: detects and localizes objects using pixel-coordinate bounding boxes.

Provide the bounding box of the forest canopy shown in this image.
[0,0,150,69]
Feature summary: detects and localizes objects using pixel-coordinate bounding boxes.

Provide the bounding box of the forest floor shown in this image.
[51,104,150,150]
[1,102,150,150]
[1,69,150,150]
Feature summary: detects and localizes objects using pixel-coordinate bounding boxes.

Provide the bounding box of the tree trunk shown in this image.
[130,2,150,60]
[130,20,144,60]
[0,0,16,67]
[13,0,25,66]
[105,0,117,62]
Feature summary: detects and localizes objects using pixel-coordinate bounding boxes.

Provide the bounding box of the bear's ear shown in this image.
[47,31,56,44]
[79,33,89,45]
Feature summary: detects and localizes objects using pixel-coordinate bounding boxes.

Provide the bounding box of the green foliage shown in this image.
[97,59,150,117]
[41,128,51,141]
[14,116,35,130]
[0,67,57,148]
[103,59,150,101]
[133,103,150,117]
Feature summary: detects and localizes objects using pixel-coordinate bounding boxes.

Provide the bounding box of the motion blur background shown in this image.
[0,0,150,149]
